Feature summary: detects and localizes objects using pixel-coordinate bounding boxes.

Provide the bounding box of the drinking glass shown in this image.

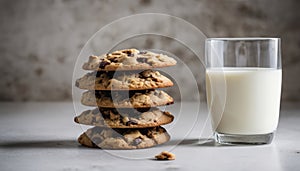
[205,38,282,145]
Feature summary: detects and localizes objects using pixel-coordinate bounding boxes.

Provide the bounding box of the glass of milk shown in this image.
[205,38,282,145]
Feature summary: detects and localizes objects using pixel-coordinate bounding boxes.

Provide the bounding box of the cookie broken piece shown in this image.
[74,107,174,128]
[82,49,177,71]
[75,69,174,90]
[155,151,176,160]
[81,89,174,108]
[78,126,170,149]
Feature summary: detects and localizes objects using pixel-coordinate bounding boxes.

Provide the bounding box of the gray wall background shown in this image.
[0,0,299,102]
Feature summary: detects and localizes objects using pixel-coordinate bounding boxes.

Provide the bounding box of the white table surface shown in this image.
[0,102,299,171]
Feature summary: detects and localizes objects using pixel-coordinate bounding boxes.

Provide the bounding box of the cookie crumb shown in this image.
[155,151,175,160]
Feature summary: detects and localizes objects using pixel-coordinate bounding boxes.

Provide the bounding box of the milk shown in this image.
[206,68,282,135]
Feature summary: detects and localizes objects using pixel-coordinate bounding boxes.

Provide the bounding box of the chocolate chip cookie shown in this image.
[81,90,174,108]
[74,107,174,128]
[75,69,173,90]
[82,49,177,71]
[76,48,176,150]
[78,126,170,149]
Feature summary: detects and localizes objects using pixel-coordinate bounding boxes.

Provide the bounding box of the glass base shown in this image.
[214,132,274,145]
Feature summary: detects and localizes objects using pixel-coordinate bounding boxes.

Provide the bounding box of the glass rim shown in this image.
[206,37,280,41]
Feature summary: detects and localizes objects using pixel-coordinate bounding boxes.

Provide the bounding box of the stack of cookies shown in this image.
[74,48,177,149]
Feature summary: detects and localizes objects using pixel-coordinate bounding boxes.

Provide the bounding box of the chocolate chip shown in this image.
[122,50,133,56]
[147,133,154,138]
[139,51,147,54]
[126,119,138,126]
[166,101,174,105]
[132,137,142,146]
[151,77,159,82]
[127,53,134,57]
[138,71,148,79]
[99,61,110,69]
[110,57,118,62]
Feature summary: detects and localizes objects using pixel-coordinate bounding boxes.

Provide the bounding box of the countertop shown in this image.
[0,102,299,171]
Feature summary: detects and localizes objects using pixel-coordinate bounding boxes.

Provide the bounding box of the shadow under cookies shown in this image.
[0,140,80,149]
